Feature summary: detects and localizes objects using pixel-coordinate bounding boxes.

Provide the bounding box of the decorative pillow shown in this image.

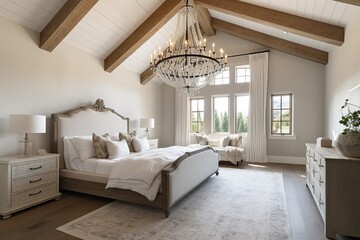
[196,134,208,145]
[106,140,130,159]
[132,136,150,152]
[208,139,222,147]
[119,130,137,152]
[230,135,242,148]
[222,136,231,147]
[236,136,242,148]
[93,133,110,159]
[70,136,95,161]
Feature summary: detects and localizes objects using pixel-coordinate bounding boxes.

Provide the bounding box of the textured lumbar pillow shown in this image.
[119,130,137,152]
[93,133,110,158]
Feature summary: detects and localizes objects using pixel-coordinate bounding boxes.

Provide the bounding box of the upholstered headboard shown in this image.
[51,99,129,169]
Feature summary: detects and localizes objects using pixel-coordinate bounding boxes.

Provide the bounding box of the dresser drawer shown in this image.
[11,158,57,179]
[11,172,57,193]
[11,183,57,207]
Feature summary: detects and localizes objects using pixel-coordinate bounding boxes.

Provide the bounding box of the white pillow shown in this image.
[70,136,95,161]
[132,137,150,152]
[106,140,130,159]
[208,139,222,147]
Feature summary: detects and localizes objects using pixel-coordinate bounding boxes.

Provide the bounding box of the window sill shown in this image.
[268,135,297,140]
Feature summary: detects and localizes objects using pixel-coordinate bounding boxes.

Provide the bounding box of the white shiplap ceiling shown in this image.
[0,0,355,75]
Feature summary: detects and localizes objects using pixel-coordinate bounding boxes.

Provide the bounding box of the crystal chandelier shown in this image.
[150,0,227,93]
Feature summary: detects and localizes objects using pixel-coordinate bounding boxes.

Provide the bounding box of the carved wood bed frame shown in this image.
[51,99,219,217]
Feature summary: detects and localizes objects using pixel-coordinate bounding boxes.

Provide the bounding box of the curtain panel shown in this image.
[247,52,269,163]
[175,89,190,146]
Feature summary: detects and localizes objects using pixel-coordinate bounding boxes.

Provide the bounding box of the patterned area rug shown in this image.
[57,168,291,240]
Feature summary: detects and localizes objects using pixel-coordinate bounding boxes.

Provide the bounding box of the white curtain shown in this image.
[175,89,190,146]
[246,52,269,163]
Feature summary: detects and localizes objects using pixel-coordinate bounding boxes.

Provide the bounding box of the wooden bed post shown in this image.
[161,170,170,218]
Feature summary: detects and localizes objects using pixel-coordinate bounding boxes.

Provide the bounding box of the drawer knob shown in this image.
[30,166,42,170]
[29,178,42,184]
[319,200,324,205]
[29,190,42,196]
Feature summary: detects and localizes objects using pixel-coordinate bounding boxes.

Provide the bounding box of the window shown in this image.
[236,65,250,83]
[190,98,204,133]
[213,96,229,132]
[271,94,292,135]
[235,95,249,133]
[210,67,229,85]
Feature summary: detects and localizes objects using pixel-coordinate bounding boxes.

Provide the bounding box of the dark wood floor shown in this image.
[0,163,325,240]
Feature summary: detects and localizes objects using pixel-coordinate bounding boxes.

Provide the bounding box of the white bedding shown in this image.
[106,146,200,201]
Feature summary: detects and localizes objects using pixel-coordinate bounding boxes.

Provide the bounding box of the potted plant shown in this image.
[335,99,360,158]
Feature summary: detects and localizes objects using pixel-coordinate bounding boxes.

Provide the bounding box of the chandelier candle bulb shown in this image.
[220,48,223,58]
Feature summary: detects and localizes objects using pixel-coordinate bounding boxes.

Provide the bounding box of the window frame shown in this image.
[235,64,251,83]
[212,95,230,133]
[270,93,294,136]
[210,67,230,85]
[190,98,205,133]
[235,94,249,133]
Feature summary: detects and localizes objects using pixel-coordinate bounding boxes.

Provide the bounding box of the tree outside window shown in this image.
[271,94,292,135]
[190,98,204,133]
[235,95,249,133]
[213,96,229,132]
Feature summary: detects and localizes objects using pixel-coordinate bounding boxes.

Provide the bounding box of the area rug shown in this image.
[57,168,291,240]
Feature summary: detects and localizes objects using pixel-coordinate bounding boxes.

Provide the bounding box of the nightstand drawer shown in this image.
[11,183,57,207]
[11,172,57,193]
[11,158,57,178]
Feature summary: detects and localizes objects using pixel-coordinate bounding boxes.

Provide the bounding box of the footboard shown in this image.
[161,147,219,217]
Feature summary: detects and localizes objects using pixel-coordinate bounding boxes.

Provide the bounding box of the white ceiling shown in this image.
[0,0,355,75]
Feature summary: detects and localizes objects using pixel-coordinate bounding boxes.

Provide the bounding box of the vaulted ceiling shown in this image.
[0,0,358,84]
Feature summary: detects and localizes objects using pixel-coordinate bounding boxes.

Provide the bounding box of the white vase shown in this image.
[334,133,360,158]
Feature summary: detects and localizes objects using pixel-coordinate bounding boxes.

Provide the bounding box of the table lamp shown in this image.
[140,118,154,138]
[9,114,46,157]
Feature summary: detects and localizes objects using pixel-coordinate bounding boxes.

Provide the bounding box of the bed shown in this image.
[51,99,219,217]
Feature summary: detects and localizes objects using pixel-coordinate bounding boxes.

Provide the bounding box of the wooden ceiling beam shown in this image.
[332,0,360,6]
[141,68,156,85]
[104,0,182,73]
[195,0,344,46]
[189,0,215,36]
[40,0,98,52]
[212,18,328,64]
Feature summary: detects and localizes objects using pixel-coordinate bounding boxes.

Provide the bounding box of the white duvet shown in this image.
[106,146,200,201]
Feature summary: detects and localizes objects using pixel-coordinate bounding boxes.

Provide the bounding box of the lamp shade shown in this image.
[9,115,46,134]
[140,118,155,129]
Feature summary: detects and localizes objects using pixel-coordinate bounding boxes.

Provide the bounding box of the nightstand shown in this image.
[148,139,158,149]
[0,153,62,219]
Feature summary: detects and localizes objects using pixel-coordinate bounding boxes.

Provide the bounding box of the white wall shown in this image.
[161,31,326,160]
[0,16,162,157]
[325,7,360,138]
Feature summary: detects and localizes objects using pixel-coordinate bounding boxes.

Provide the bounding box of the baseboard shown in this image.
[267,155,305,165]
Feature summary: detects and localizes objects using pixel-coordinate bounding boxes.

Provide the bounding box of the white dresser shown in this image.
[0,154,62,219]
[148,139,158,149]
[306,143,360,239]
